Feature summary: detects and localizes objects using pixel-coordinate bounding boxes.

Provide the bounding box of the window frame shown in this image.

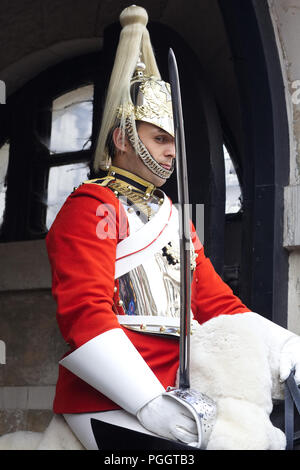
[0,51,105,242]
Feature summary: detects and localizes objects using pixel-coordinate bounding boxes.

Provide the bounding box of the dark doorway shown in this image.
[102,0,289,326]
[218,0,290,325]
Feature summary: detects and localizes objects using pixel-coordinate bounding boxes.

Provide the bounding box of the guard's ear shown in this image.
[112,127,128,152]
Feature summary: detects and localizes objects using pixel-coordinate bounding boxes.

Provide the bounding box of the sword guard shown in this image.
[164,387,217,449]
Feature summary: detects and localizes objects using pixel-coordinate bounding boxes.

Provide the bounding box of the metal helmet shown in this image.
[93,5,174,180]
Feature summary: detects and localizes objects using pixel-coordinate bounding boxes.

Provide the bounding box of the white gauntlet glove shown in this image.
[279,336,300,384]
[137,394,198,445]
[60,328,200,446]
[245,312,300,385]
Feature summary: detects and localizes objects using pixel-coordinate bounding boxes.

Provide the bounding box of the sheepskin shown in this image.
[0,314,287,450]
[187,314,286,450]
[0,414,84,450]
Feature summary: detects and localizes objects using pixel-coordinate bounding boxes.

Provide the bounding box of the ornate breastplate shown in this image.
[85,166,197,336]
[104,167,197,336]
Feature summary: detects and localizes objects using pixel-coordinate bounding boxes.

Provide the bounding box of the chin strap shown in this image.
[285,369,300,450]
[125,118,174,180]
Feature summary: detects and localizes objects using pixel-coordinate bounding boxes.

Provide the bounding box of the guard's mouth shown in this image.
[160,163,172,170]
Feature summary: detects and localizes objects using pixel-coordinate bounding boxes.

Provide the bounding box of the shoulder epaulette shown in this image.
[82,176,115,187]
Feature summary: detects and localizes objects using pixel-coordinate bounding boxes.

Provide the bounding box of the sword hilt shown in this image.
[164,387,217,449]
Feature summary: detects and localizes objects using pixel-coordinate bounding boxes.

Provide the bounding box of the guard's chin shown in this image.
[155,177,167,187]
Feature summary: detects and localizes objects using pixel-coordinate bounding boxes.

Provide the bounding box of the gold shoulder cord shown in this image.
[71,176,116,193]
[81,172,161,221]
[83,176,116,187]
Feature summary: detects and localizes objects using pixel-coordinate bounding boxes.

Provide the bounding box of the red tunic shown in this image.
[46,182,250,413]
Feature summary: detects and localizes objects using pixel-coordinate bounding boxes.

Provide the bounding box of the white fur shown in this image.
[0,314,287,450]
[0,415,84,450]
[187,314,286,450]
[0,431,43,450]
[206,398,285,450]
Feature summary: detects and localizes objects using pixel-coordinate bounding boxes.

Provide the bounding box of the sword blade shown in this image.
[168,48,191,390]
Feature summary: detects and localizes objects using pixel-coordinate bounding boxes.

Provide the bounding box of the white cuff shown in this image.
[59,328,165,415]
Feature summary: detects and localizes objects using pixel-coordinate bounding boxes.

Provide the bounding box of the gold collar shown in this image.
[107,166,156,197]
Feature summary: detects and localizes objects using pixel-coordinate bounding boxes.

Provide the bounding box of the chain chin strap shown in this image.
[125,118,174,180]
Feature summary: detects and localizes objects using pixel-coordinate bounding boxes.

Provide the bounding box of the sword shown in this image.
[168,48,192,390]
[164,48,217,449]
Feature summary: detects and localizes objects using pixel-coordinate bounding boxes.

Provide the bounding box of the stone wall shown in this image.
[268,0,300,334]
[0,241,65,435]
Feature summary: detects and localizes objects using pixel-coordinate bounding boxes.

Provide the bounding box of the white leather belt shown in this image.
[117,315,196,337]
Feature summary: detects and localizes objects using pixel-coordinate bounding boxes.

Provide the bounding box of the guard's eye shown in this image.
[155,135,167,143]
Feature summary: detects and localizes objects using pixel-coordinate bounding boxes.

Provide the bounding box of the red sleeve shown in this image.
[46,184,128,350]
[190,222,250,324]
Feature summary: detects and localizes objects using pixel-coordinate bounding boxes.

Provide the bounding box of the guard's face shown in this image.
[113,122,175,186]
[137,121,175,176]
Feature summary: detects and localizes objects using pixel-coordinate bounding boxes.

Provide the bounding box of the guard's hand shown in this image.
[280,336,300,385]
[137,394,198,445]
[239,312,300,387]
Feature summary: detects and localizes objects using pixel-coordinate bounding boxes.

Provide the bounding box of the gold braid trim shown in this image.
[107,179,159,220]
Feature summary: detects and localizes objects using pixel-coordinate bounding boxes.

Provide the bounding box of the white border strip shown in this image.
[115,196,178,279]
